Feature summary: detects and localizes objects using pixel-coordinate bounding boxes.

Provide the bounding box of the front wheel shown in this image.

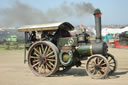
[86,55,109,79]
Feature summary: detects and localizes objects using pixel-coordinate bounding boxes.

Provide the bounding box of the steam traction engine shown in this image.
[18,9,117,79]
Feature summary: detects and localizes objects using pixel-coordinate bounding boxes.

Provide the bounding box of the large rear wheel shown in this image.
[28,41,59,77]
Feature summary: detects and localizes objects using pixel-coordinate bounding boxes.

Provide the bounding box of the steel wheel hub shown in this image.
[95,64,100,70]
[40,55,45,62]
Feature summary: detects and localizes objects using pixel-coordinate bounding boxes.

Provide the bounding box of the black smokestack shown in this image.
[94,9,102,41]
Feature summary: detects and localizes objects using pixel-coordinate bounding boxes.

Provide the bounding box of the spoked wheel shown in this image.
[86,55,109,79]
[106,53,117,75]
[56,66,71,74]
[28,41,59,77]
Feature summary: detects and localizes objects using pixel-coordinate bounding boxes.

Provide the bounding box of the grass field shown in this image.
[0,43,24,50]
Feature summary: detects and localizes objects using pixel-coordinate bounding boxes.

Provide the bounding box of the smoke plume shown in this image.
[0,1,95,27]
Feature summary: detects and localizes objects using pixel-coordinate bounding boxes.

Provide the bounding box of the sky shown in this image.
[0,0,128,26]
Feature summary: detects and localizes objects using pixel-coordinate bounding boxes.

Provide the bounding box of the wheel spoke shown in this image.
[95,70,98,76]
[34,52,40,57]
[41,44,44,52]
[47,55,56,58]
[46,63,53,70]
[38,67,42,74]
[88,65,95,69]
[93,61,96,65]
[109,64,115,67]
[89,67,95,72]
[30,56,39,59]
[32,61,40,68]
[43,46,48,55]
[109,62,115,64]
[37,62,41,72]
[99,59,104,65]
[93,58,97,65]
[42,64,46,73]
[45,64,49,72]
[88,64,93,66]
[89,60,96,66]
[33,59,39,63]
[34,48,42,56]
[101,62,106,66]
[97,71,102,76]
[98,71,102,75]
[101,67,106,72]
[38,63,43,73]
[47,59,56,62]
[46,51,54,57]
[45,47,51,56]
[97,56,100,64]
[49,61,54,67]
[92,69,96,75]
[34,67,38,70]
[108,58,112,62]
[109,67,113,71]
[39,46,42,54]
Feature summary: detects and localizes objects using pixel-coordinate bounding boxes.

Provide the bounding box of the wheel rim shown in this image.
[106,53,117,74]
[28,41,59,77]
[86,55,109,79]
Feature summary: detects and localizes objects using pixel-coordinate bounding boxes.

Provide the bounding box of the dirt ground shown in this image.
[0,48,128,85]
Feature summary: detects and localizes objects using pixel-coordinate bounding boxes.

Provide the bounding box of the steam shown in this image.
[0,1,95,27]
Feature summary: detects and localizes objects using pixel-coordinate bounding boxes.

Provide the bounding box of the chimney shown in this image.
[94,9,102,42]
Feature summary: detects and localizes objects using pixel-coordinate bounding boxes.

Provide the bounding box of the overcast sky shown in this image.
[0,0,128,26]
